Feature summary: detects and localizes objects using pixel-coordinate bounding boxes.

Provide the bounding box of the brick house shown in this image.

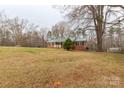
[47,35,88,50]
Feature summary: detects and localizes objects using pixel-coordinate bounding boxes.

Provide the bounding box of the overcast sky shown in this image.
[0,5,64,28]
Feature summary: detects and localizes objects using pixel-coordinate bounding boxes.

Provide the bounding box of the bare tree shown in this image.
[8,17,28,46]
[51,21,71,38]
[0,12,14,46]
[0,12,48,47]
[62,5,124,51]
[39,28,48,47]
[108,26,115,47]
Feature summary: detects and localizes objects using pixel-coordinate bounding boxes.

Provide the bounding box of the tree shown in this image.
[0,12,48,47]
[69,31,76,37]
[62,5,124,51]
[115,24,122,47]
[8,17,28,46]
[63,38,74,50]
[108,26,115,47]
[77,28,87,38]
[0,12,15,46]
[47,31,52,38]
[51,21,71,38]
[39,28,48,47]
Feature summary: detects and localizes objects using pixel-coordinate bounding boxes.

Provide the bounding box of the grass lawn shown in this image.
[0,47,124,88]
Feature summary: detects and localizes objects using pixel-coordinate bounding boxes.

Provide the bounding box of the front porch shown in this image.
[47,42,63,48]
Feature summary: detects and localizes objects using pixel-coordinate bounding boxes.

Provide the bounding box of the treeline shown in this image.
[48,21,124,52]
[0,12,47,47]
[1,10,124,51]
[87,28,124,51]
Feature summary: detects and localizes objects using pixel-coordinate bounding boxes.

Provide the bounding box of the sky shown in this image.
[0,5,64,29]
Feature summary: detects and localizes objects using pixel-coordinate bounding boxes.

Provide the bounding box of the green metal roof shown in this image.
[47,36,87,43]
[47,37,66,42]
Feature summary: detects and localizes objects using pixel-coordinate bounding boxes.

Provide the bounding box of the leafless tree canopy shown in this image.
[0,12,48,47]
[62,5,124,51]
[1,6,124,52]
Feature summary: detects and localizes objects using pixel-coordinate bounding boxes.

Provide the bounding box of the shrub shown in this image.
[63,38,74,50]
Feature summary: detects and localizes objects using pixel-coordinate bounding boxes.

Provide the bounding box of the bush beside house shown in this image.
[63,38,74,50]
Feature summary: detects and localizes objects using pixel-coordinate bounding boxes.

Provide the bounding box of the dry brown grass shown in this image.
[0,47,124,87]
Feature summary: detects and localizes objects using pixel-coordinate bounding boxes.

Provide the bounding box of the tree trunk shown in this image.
[91,5,104,52]
[96,35,103,52]
[95,21,103,52]
[96,5,104,52]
